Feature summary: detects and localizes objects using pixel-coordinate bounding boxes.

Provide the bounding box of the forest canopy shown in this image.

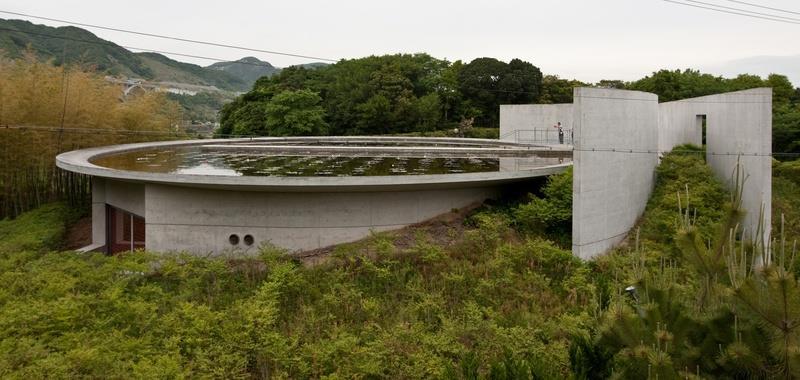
[217,54,545,136]
[218,57,800,159]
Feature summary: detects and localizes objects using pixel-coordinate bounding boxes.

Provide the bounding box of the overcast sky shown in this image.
[1,0,798,83]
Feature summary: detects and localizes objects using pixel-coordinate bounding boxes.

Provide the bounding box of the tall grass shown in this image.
[0,54,183,218]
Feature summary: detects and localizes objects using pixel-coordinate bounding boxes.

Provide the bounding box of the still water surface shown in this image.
[91,147,569,177]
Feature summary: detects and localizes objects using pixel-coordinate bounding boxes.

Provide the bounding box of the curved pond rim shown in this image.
[56,137,573,192]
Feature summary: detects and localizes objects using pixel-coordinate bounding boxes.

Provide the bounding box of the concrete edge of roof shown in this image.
[57,137,573,192]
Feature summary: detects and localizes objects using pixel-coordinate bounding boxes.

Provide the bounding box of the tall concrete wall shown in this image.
[90,178,107,247]
[659,88,772,238]
[571,87,772,258]
[658,101,703,151]
[572,88,660,259]
[500,104,573,143]
[144,184,500,254]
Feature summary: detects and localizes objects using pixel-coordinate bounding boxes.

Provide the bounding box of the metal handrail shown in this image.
[502,128,574,145]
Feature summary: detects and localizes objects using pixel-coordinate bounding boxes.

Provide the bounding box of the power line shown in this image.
[661,0,800,24]
[683,0,800,22]
[723,0,800,16]
[0,10,338,62]
[0,26,286,69]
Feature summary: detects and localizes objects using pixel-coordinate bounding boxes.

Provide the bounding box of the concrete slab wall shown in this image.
[91,178,107,247]
[144,184,501,254]
[572,87,771,258]
[500,104,573,143]
[660,88,772,238]
[572,88,660,259]
[104,180,145,217]
[658,101,703,151]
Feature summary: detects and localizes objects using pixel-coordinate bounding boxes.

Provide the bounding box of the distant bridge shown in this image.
[104,77,223,97]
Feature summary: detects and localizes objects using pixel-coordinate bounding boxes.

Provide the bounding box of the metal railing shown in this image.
[500,128,574,145]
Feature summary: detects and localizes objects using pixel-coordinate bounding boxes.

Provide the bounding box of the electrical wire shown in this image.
[723,0,800,16]
[0,26,288,69]
[683,0,800,21]
[661,0,800,24]
[0,10,338,62]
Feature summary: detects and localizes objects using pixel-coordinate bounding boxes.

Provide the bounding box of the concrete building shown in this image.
[60,87,771,259]
[500,87,772,259]
[57,137,571,255]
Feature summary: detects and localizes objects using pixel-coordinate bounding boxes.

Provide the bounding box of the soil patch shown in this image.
[64,216,92,250]
[290,202,481,266]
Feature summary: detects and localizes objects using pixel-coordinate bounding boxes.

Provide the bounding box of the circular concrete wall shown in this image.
[57,137,572,254]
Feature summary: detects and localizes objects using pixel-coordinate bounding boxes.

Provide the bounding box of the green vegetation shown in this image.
[0,207,590,378]
[217,54,545,137]
[4,20,798,143]
[588,154,800,379]
[3,148,796,378]
[0,19,152,78]
[167,92,234,124]
[2,23,800,377]
[220,59,800,149]
[0,55,181,218]
[773,159,800,241]
[0,203,74,253]
[0,19,257,91]
[136,52,247,91]
[239,89,328,136]
[514,167,573,247]
[207,57,280,86]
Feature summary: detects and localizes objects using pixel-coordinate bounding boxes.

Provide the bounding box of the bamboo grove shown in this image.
[0,54,182,218]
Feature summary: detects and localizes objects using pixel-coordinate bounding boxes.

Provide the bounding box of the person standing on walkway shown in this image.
[553,122,564,144]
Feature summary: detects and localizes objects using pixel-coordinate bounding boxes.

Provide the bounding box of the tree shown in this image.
[437,60,462,122]
[595,79,626,89]
[264,89,328,136]
[539,75,587,104]
[228,100,270,136]
[627,69,728,102]
[414,93,442,132]
[766,74,796,106]
[458,57,542,128]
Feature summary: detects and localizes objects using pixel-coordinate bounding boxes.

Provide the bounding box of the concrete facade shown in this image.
[500,87,773,259]
[659,88,772,240]
[571,88,660,259]
[58,137,570,255]
[500,104,573,144]
[144,184,500,253]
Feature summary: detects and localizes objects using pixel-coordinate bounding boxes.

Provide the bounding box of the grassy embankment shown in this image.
[0,147,798,378]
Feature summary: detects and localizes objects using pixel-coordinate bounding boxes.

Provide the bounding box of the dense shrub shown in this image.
[1,147,798,378]
[514,167,572,246]
[637,145,728,253]
[0,203,73,253]
[0,213,592,378]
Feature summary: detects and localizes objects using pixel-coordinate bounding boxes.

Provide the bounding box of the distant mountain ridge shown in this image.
[207,56,280,85]
[0,18,328,91]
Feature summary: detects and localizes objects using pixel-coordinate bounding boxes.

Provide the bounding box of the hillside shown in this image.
[1,151,799,377]
[0,18,151,78]
[0,19,268,91]
[207,56,279,85]
[136,52,247,90]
